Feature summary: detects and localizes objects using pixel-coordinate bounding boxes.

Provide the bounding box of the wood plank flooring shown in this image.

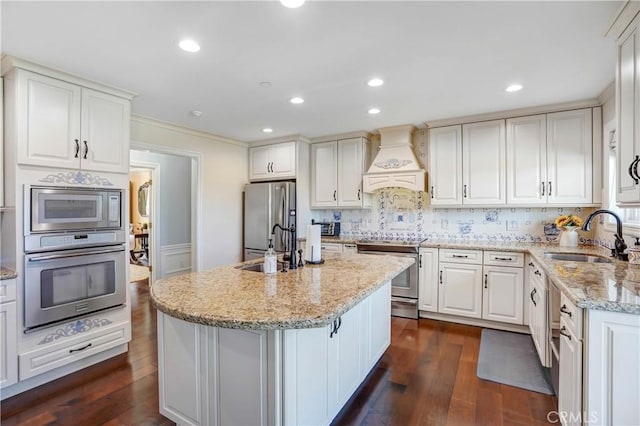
[2,280,556,425]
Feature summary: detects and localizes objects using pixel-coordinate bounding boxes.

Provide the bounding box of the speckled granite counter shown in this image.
[150,253,414,330]
[0,267,17,280]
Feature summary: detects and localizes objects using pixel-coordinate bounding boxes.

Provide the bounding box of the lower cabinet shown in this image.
[0,301,18,388]
[482,266,524,324]
[438,262,483,318]
[558,316,582,426]
[157,282,391,426]
[527,258,550,367]
[418,248,439,313]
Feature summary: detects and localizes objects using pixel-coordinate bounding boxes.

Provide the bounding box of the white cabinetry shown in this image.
[0,278,17,389]
[506,109,593,205]
[249,141,296,181]
[558,294,583,426]
[616,12,640,204]
[462,120,506,204]
[428,125,462,205]
[311,137,371,208]
[7,68,131,173]
[482,252,524,325]
[527,257,550,367]
[321,242,343,254]
[418,247,439,313]
[438,249,483,318]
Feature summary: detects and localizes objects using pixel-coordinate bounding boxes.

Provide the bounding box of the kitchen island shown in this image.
[150,253,414,426]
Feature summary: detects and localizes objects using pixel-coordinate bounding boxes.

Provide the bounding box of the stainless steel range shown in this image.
[357,240,420,319]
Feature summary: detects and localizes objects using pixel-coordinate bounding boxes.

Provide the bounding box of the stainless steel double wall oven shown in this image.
[23,186,127,332]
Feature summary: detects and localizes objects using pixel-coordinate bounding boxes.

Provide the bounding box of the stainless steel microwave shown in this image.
[26,186,123,234]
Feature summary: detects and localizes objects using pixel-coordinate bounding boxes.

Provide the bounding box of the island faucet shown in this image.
[581,209,628,260]
[272,223,297,270]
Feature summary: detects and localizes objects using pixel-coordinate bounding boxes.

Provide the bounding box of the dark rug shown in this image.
[477,328,555,395]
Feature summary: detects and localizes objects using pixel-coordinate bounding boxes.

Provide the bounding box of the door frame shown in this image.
[130,160,160,284]
[130,141,202,275]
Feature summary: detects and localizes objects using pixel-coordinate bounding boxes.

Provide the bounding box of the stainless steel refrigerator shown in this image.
[243,181,296,260]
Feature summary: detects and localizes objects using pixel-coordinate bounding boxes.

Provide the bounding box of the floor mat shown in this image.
[477,328,555,395]
[130,264,149,282]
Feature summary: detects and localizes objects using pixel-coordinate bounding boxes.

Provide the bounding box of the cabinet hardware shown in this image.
[430,186,434,199]
[74,139,80,158]
[530,288,537,306]
[528,262,535,268]
[357,189,361,200]
[333,190,337,201]
[419,254,422,268]
[336,316,342,333]
[560,304,572,317]
[495,257,513,261]
[541,182,545,196]
[330,319,337,338]
[629,156,640,184]
[463,184,467,198]
[439,270,443,284]
[267,162,270,173]
[548,181,552,196]
[484,274,488,289]
[83,140,88,159]
[559,326,572,340]
[634,156,640,183]
[69,342,92,353]
[534,270,541,276]
[452,254,468,259]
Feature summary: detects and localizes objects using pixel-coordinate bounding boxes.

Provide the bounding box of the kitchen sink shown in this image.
[543,252,613,264]
[235,262,286,272]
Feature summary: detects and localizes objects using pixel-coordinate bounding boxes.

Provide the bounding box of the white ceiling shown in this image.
[1,1,622,143]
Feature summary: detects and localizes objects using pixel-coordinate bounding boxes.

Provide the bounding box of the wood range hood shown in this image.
[362,124,426,193]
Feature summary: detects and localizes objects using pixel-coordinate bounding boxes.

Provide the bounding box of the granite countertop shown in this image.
[150,253,414,330]
[0,267,17,280]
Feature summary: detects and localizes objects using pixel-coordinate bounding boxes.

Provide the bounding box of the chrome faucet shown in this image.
[581,209,628,260]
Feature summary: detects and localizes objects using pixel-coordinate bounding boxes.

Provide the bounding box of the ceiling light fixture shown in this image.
[259,81,272,88]
[368,108,381,115]
[290,97,304,104]
[505,83,523,93]
[368,78,384,87]
[262,128,273,133]
[280,0,305,8]
[179,39,200,53]
[190,110,202,117]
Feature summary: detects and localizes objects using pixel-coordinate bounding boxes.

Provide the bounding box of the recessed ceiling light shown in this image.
[262,128,273,133]
[290,97,304,104]
[368,108,381,115]
[505,84,523,93]
[368,78,384,87]
[190,110,202,117]
[280,0,305,8]
[259,81,272,88]
[179,39,200,53]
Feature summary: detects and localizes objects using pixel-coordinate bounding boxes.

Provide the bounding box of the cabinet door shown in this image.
[363,281,390,371]
[462,120,506,205]
[270,141,296,179]
[429,125,462,205]
[558,322,582,426]
[80,89,130,173]
[249,145,272,181]
[531,279,551,368]
[337,138,364,207]
[617,19,640,203]
[17,70,81,169]
[438,262,482,318]
[506,115,547,204]
[546,109,593,204]
[311,141,338,208]
[0,302,17,388]
[482,266,524,324]
[418,248,439,313]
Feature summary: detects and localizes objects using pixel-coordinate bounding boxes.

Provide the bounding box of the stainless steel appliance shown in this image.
[313,220,341,237]
[27,186,122,234]
[243,181,296,261]
[357,240,420,319]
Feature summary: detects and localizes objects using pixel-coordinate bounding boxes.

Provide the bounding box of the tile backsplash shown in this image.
[311,188,597,243]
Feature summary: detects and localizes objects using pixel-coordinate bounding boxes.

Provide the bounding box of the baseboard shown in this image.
[419,311,531,334]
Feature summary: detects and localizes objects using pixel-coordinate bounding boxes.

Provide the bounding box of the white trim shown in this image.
[249,134,311,146]
[604,0,640,39]
[130,140,202,274]
[160,243,192,278]
[597,81,616,105]
[425,99,600,128]
[310,131,372,144]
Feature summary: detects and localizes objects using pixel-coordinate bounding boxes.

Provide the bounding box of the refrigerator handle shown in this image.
[280,186,287,250]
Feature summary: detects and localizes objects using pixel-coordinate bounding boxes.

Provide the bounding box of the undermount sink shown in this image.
[543,252,613,264]
[235,261,286,273]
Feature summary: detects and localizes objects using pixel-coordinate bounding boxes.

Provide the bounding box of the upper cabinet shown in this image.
[507,109,593,206]
[428,125,462,205]
[249,141,296,181]
[311,137,371,209]
[3,62,134,174]
[615,11,640,205]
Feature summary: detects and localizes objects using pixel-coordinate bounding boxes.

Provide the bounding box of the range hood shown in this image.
[363,124,426,192]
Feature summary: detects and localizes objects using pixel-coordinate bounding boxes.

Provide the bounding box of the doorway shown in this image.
[129,164,156,284]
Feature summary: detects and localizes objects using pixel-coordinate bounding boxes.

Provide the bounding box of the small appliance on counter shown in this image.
[312,219,340,237]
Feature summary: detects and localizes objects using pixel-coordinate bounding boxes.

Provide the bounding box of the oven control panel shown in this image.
[24,230,125,253]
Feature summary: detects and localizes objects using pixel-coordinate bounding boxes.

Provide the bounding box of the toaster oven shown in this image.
[315,221,340,237]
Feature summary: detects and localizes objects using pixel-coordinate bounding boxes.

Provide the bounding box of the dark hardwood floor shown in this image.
[2,280,556,425]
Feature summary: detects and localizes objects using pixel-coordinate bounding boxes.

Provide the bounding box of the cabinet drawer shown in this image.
[0,278,17,303]
[321,243,343,253]
[342,243,357,254]
[559,292,582,338]
[439,249,483,264]
[19,322,130,380]
[527,258,546,287]
[483,251,524,267]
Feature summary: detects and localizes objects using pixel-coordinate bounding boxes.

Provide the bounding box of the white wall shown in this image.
[130,116,248,269]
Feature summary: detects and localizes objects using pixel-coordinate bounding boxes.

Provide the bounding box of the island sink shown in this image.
[544,252,613,264]
[234,261,286,272]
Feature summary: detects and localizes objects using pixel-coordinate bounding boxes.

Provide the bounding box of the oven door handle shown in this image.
[391,297,417,305]
[28,246,125,262]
